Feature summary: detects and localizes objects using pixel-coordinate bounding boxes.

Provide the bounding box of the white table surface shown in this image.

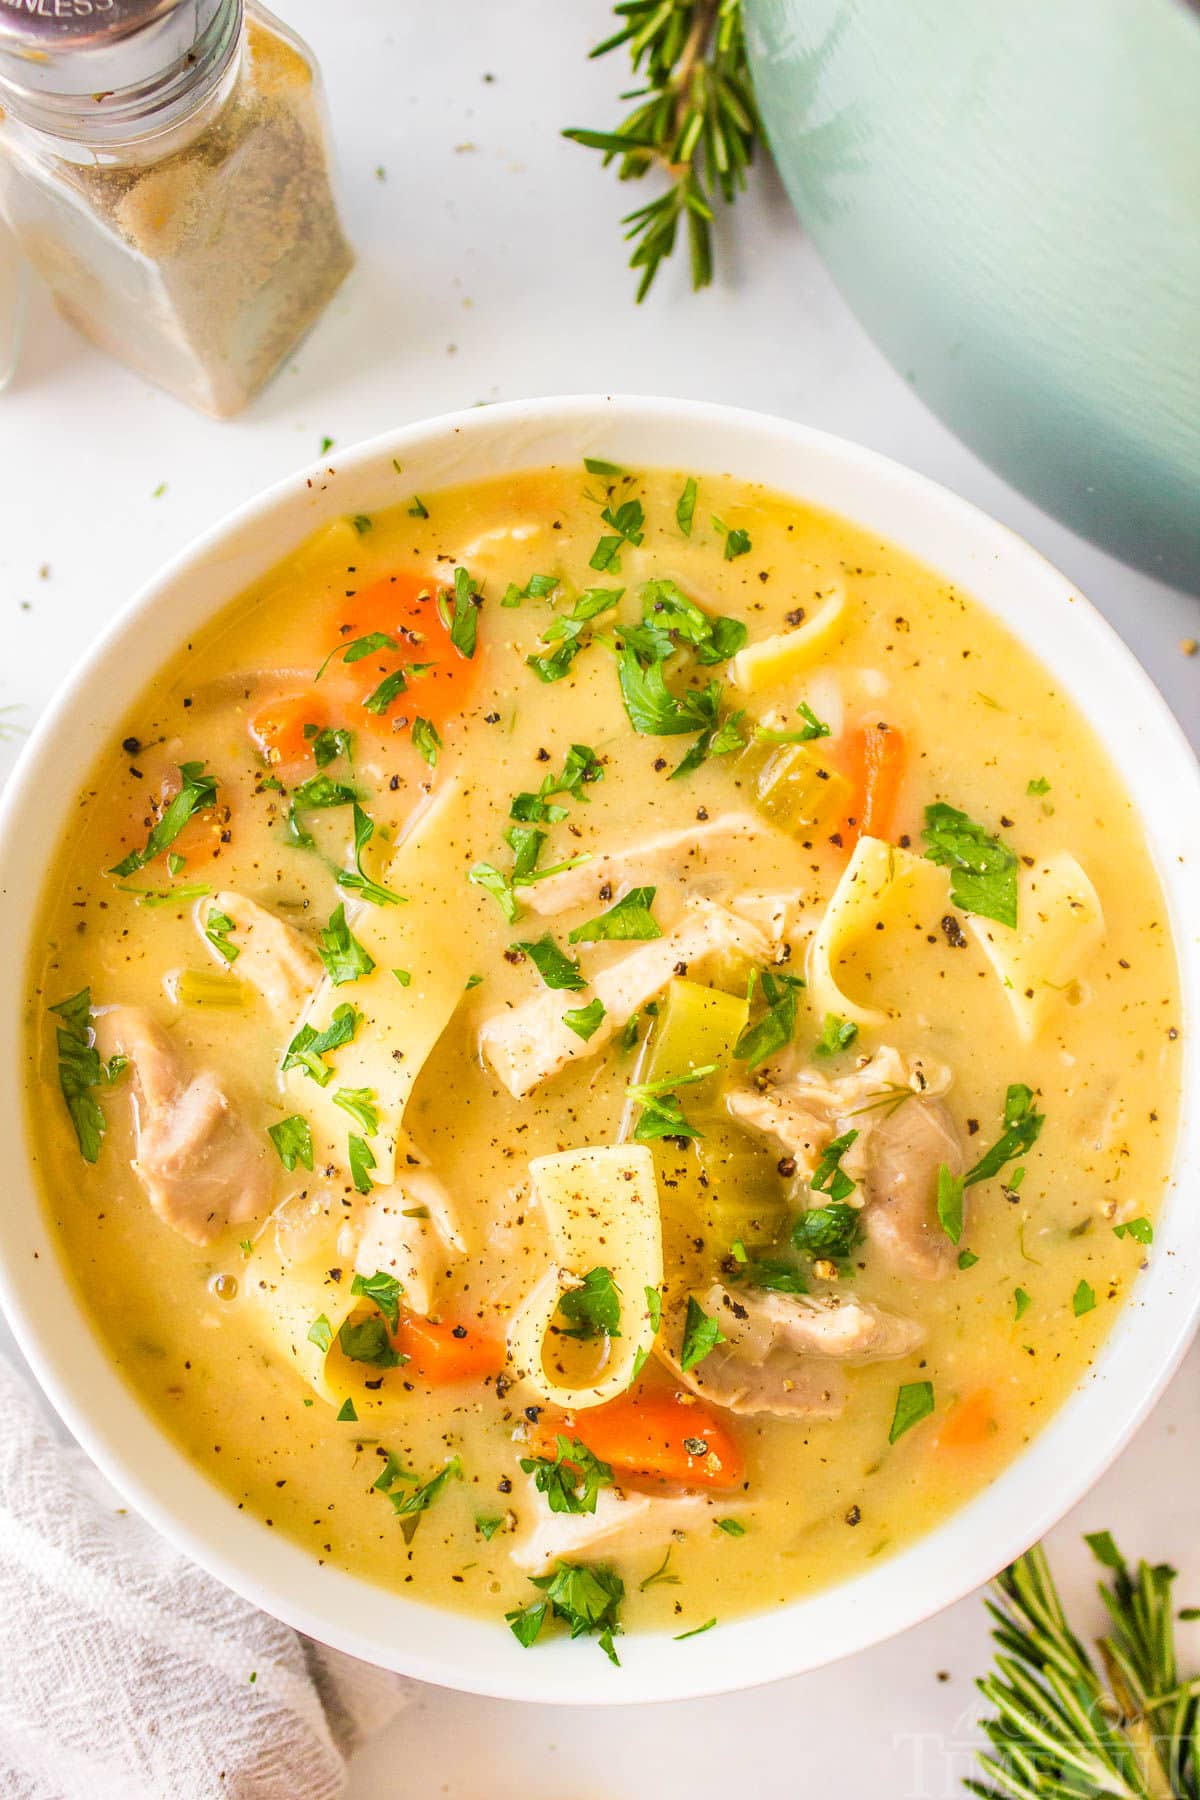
[1,3,1196,1794]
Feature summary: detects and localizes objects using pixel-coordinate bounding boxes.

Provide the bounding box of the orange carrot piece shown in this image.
[249,693,332,769]
[840,723,906,847]
[329,570,480,731]
[534,1392,745,1490]
[395,1311,505,1385]
[937,1387,999,1451]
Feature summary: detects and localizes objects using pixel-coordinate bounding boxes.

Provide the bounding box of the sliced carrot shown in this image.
[937,1387,999,1452]
[838,723,906,847]
[395,1311,505,1385]
[533,1391,745,1490]
[328,570,479,731]
[249,693,331,769]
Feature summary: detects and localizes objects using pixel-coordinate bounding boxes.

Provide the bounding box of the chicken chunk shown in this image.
[205,891,322,1016]
[339,1166,465,1317]
[863,1094,964,1281]
[707,1283,924,1362]
[95,1007,270,1245]
[480,898,770,1098]
[514,813,778,916]
[656,1279,922,1422]
[510,1482,724,1574]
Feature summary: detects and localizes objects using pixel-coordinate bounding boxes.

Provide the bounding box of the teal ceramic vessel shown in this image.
[745,0,1200,591]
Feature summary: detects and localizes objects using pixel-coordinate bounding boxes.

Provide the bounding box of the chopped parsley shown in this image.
[1027,776,1051,796]
[563,997,607,1041]
[386,1457,462,1544]
[336,1398,358,1423]
[469,861,521,924]
[731,1256,808,1295]
[889,1380,935,1444]
[958,1249,980,1270]
[639,1546,680,1591]
[338,1312,401,1367]
[338,803,405,907]
[48,987,127,1163]
[558,1266,621,1339]
[202,906,239,964]
[306,724,353,768]
[511,742,603,818]
[109,761,218,876]
[676,476,697,536]
[627,1064,717,1143]
[411,716,441,768]
[810,1129,859,1204]
[680,1295,725,1372]
[814,1013,857,1058]
[351,513,372,535]
[527,586,623,682]
[348,1132,376,1194]
[584,456,624,476]
[281,1003,359,1086]
[675,1618,717,1640]
[363,669,408,717]
[712,514,751,560]
[350,1269,402,1331]
[936,1164,965,1244]
[506,1560,625,1664]
[921,802,1019,929]
[315,632,396,681]
[636,578,747,666]
[615,648,720,737]
[285,772,359,849]
[733,967,805,1069]
[754,700,832,746]
[1073,1279,1097,1317]
[476,1515,505,1541]
[964,1084,1044,1186]
[715,1518,746,1537]
[791,1201,860,1260]
[1014,1287,1031,1320]
[519,1435,614,1515]
[590,498,644,573]
[317,903,375,985]
[332,1085,379,1134]
[408,495,429,519]
[307,1314,333,1352]
[513,933,585,991]
[267,1114,313,1172]
[440,566,481,659]
[1114,1217,1153,1245]
[569,885,660,943]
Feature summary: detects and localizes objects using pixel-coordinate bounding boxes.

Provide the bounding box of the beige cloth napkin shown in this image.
[0,1355,406,1799]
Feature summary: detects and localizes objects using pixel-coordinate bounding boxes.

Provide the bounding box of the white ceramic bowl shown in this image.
[1,396,1197,1704]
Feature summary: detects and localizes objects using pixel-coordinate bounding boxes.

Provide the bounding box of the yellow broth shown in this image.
[25,465,1180,1643]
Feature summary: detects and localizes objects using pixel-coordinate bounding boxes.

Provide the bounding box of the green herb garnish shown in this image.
[568,884,660,943]
[563,997,607,1041]
[559,1266,622,1339]
[506,1560,624,1664]
[733,967,805,1069]
[317,903,375,985]
[921,801,1019,929]
[281,1003,359,1086]
[109,761,218,876]
[520,1435,614,1515]
[810,1129,859,1204]
[267,1114,313,1172]
[889,1380,934,1444]
[48,987,127,1163]
[514,933,586,992]
[680,1295,725,1372]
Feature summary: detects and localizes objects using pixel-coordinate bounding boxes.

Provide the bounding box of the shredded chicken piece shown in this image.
[339,1166,465,1317]
[514,813,778,916]
[725,1045,964,1280]
[510,1481,723,1574]
[480,898,770,1098]
[863,1096,963,1281]
[95,1006,269,1245]
[656,1279,922,1421]
[707,1283,924,1362]
[206,891,322,1016]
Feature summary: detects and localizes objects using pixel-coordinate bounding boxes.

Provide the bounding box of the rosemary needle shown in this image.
[564,0,761,301]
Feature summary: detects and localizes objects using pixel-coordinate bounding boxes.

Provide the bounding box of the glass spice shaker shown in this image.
[0,0,353,417]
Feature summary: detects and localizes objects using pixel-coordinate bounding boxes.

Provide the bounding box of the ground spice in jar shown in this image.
[0,3,353,416]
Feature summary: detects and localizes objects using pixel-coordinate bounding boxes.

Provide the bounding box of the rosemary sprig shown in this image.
[564,0,760,300]
[969,1535,1200,1799]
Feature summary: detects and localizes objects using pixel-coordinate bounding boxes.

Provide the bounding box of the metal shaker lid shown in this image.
[0,0,240,136]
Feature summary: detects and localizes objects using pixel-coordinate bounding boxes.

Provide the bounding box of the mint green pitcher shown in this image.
[746,0,1200,591]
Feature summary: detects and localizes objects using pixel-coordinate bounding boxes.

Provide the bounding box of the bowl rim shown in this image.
[1,392,1197,1706]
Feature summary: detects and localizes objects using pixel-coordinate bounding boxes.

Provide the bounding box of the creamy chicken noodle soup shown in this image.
[28,464,1180,1659]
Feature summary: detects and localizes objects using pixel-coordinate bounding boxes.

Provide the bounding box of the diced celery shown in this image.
[694,1124,788,1250]
[641,979,750,1101]
[175,969,250,1009]
[741,739,851,834]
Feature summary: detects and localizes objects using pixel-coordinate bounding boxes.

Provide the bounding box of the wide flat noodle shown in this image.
[507,1145,662,1411]
[965,851,1104,1042]
[730,585,845,692]
[806,835,951,1026]
[282,779,485,1183]
[244,1198,358,1406]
